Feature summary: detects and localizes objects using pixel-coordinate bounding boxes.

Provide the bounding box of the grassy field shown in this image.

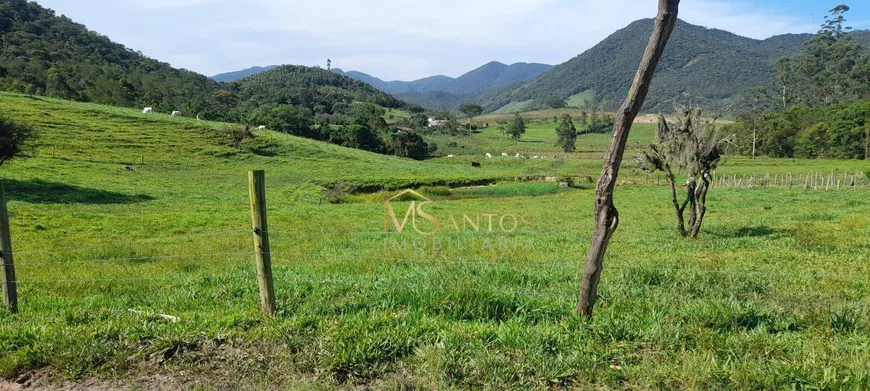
[1,92,870,390]
[566,90,596,108]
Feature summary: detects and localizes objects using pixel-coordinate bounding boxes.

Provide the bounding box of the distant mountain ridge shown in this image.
[211,66,278,83]
[480,19,870,113]
[209,61,552,98]
[332,61,553,95]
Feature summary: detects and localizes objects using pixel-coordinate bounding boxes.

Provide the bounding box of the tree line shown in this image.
[729,5,870,160]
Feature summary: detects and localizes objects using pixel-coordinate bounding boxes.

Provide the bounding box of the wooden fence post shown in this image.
[0,179,17,313]
[248,170,276,317]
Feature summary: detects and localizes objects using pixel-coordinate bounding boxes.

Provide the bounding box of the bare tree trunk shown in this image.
[686,178,698,230]
[665,170,687,237]
[577,0,681,318]
[689,176,710,239]
[865,125,869,160]
[751,129,757,159]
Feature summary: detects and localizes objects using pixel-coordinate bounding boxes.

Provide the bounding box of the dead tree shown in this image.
[637,108,733,238]
[577,0,681,318]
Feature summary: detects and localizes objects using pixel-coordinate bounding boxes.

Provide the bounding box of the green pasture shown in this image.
[0,93,869,389]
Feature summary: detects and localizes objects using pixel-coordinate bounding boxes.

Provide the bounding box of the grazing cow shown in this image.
[533,156,540,159]
[142,107,153,114]
[171,111,182,117]
[486,153,493,159]
[501,153,508,157]
[447,155,454,158]
[471,162,481,168]
[515,153,521,158]
[257,125,267,130]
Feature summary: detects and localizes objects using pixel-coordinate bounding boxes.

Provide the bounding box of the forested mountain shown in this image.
[211,66,277,83]
[0,0,220,114]
[480,19,870,113]
[442,62,553,94]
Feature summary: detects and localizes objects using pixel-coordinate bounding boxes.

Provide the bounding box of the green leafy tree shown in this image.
[0,115,36,167]
[46,67,75,100]
[506,113,526,141]
[784,5,869,106]
[545,97,567,109]
[249,105,316,138]
[458,103,483,134]
[554,114,578,152]
[330,123,384,153]
[389,131,430,160]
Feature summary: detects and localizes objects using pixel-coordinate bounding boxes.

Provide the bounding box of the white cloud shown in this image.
[35,0,823,80]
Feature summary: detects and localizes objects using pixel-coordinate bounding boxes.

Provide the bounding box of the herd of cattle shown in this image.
[142,107,269,130]
[462,153,558,168]
[448,153,552,160]
[141,107,182,117]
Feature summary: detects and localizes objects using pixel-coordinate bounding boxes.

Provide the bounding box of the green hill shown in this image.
[229,65,410,115]
[0,92,507,192]
[480,19,870,113]
[0,0,219,114]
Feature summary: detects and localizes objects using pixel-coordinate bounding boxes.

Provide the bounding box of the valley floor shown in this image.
[1,93,869,390]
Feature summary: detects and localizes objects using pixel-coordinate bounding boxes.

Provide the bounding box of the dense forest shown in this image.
[728,5,870,160]
[728,101,869,159]
[0,0,219,114]
[0,0,434,159]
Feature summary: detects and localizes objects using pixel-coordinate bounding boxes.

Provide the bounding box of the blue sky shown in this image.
[35,1,869,81]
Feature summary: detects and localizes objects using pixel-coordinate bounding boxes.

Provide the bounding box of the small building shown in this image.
[427,118,447,127]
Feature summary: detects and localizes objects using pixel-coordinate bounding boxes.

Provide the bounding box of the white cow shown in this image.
[486,153,493,159]
[142,107,153,114]
[515,153,521,158]
[447,155,454,158]
[257,125,267,130]
[501,153,508,157]
[533,156,540,159]
[171,111,182,117]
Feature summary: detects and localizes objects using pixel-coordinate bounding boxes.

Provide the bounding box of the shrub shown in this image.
[0,115,36,166]
[417,186,451,197]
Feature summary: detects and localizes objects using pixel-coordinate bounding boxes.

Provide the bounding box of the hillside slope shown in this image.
[481,19,870,112]
[0,92,504,192]
[0,0,219,113]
